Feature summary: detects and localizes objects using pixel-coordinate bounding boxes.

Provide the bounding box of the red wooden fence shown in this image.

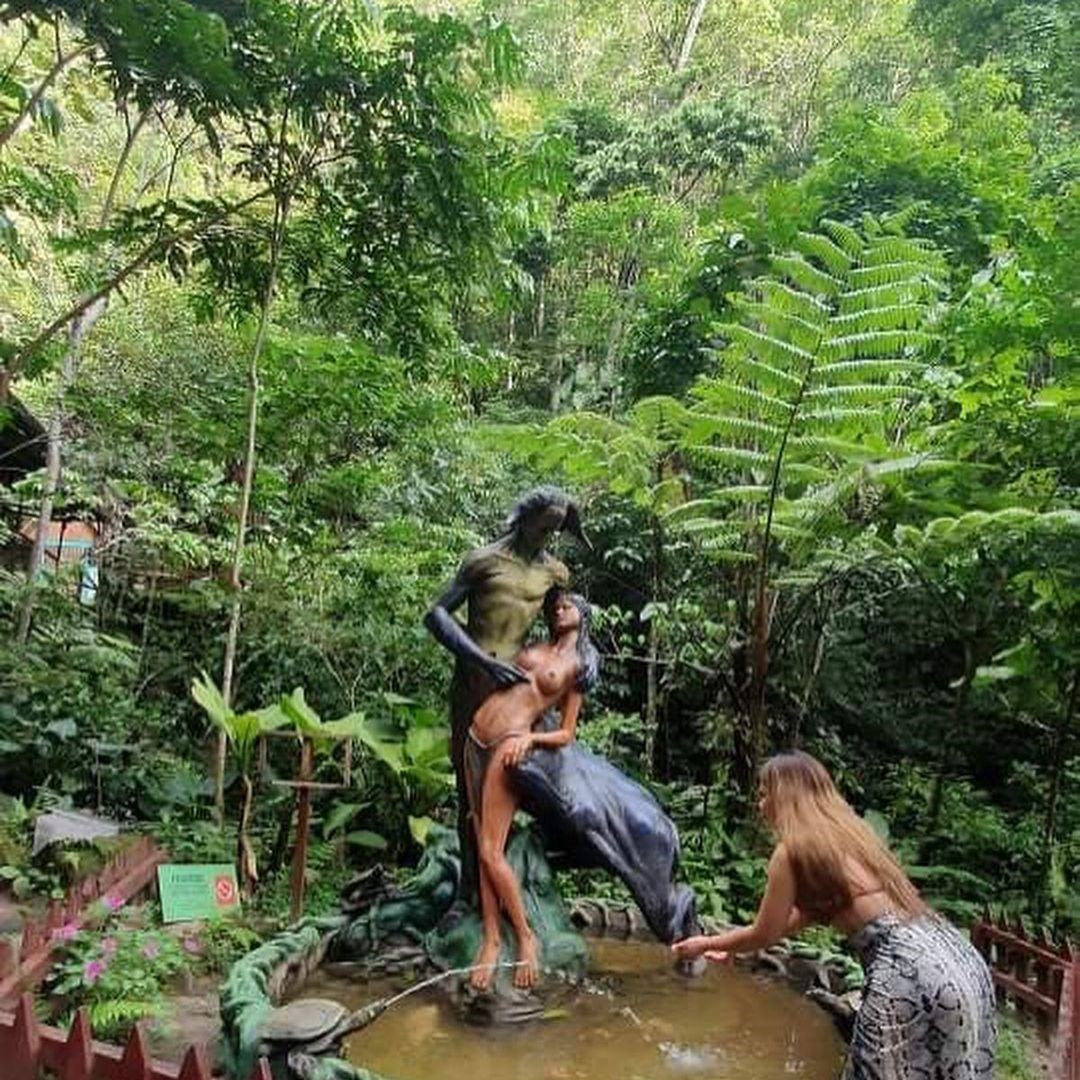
[1056,944,1078,1080]
[0,836,166,1005]
[0,992,271,1080]
[971,916,1078,1080]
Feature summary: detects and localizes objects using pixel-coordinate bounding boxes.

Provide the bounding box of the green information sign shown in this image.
[157,863,241,923]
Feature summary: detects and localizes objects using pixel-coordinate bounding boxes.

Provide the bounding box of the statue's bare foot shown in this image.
[470,938,500,991]
[514,934,539,988]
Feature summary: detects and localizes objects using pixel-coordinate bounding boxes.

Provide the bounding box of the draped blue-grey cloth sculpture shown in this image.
[513,714,698,944]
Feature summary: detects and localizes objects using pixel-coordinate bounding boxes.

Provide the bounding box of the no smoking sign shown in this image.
[158,864,242,922]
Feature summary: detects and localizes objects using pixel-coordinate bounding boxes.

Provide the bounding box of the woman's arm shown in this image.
[531,689,581,748]
[672,845,799,961]
[503,689,582,766]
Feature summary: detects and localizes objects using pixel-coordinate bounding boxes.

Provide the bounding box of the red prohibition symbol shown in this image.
[214,874,238,906]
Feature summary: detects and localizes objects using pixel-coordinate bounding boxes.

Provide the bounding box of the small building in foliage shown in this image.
[0,396,99,603]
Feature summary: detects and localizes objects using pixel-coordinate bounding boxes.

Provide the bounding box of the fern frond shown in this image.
[663,498,723,523]
[771,254,843,297]
[837,279,944,314]
[687,216,944,564]
[794,230,854,275]
[718,323,815,368]
[829,304,929,333]
[769,520,817,541]
[799,406,890,428]
[820,330,934,362]
[700,544,757,564]
[751,279,831,321]
[813,359,926,382]
[723,352,805,393]
[737,302,823,352]
[804,383,911,406]
[88,999,162,1040]
[710,484,772,503]
[695,445,773,469]
[861,236,943,270]
[629,396,693,438]
[788,435,879,460]
[820,218,863,257]
[688,413,784,445]
[847,262,938,289]
[692,378,795,421]
[780,462,833,484]
[675,517,743,538]
[865,454,951,478]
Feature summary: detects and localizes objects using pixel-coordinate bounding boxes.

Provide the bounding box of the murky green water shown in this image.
[301,940,846,1080]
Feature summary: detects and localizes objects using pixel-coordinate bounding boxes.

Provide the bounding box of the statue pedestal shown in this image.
[425,825,586,1017]
[329,822,587,1016]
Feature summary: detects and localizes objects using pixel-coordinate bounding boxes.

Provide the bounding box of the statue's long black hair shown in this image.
[543,587,601,692]
[505,485,588,547]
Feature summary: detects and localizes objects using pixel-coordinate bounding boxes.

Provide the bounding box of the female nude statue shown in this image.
[465,588,599,990]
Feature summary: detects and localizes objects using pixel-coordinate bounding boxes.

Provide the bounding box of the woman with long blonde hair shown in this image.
[673,751,995,1078]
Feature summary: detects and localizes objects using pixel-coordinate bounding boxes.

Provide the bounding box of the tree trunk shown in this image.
[746,582,772,775]
[0,186,272,404]
[1040,668,1079,912]
[214,197,288,823]
[0,42,92,154]
[644,525,661,780]
[676,0,710,73]
[792,622,826,747]
[11,108,151,640]
[644,467,668,778]
[237,772,258,898]
[12,299,105,642]
[922,640,975,862]
[736,361,813,795]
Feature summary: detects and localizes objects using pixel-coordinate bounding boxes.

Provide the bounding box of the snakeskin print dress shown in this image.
[843,913,996,1080]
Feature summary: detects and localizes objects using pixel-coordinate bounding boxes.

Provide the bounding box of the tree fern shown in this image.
[684,213,946,556]
[676,213,948,785]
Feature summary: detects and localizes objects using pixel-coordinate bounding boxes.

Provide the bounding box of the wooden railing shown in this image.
[971,916,1077,1079]
[1058,944,1078,1080]
[0,834,277,1078]
[0,991,272,1080]
[0,836,167,1005]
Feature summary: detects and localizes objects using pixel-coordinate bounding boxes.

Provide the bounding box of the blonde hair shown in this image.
[760,751,927,919]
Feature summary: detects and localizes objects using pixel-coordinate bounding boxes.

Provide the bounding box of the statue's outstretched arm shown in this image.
[423,574,527,688]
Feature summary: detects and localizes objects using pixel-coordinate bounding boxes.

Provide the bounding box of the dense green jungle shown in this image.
[0,0,1077,1046]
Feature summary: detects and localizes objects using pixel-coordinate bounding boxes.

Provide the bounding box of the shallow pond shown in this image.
[300,940,846,1080]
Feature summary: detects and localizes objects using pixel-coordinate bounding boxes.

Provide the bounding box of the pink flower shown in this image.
[100,937,118,956]
[102,893,125,911]
[51,923,78,942]
[84,958,107,985]
[182,937,202,956]
[140,940,160,960]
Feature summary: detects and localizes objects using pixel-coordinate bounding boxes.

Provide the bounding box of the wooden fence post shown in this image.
[119,1023,154,1080]
[10,993,41,1080]
[1070,944,1078,1080]
[178,1044,213,1080]
[59,1008,94,1080]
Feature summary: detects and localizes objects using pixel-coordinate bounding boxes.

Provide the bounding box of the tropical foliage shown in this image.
[0,0,1076,1015]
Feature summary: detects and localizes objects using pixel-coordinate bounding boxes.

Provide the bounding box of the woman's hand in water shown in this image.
[671,935,712,960]
[703,950,732,964]
[502,734,534,767]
